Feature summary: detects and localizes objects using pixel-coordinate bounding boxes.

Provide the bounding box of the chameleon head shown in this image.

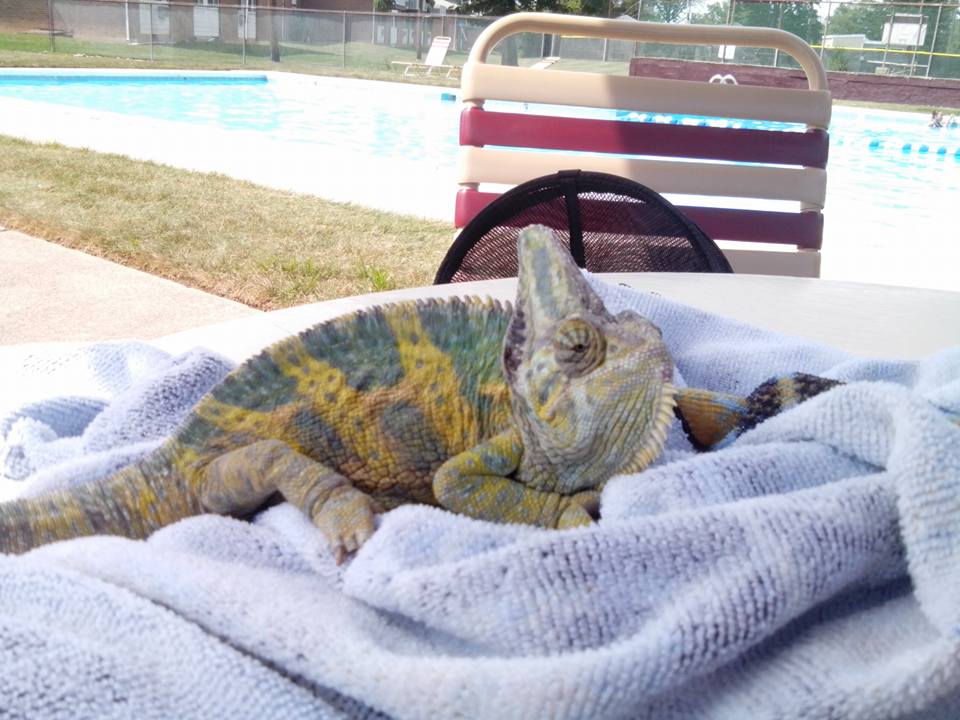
[503,225,676,493]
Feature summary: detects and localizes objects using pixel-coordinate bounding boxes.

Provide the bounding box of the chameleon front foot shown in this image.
[556,490,601,529]
[201,439,383,564]
[434,429,601,530]
[312,485,383,564]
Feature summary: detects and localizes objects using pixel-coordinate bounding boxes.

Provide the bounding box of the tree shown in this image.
[457,0,579,64]
[691,1,823,64]
[691,1,730,26]
[639,0,692,23]
[734,1,823,45]
[457,0,575,15]
[825,0,889,41]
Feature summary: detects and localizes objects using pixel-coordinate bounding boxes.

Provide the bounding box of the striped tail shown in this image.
[676,373,842,451]
[0,450,203,555]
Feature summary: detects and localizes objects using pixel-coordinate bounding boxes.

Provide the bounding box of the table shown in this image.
[155,273,960,364]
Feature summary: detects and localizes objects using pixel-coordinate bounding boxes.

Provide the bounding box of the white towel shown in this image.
[0,276,958,719]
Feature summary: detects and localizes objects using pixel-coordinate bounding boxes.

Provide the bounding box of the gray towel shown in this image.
[0,276,958,719]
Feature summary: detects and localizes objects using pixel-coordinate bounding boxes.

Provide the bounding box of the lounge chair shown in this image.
[455,14,832,277]
[529,56,560,70]
[391,36,459,78]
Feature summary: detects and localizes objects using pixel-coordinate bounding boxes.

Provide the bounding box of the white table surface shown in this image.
[155,273,960,365]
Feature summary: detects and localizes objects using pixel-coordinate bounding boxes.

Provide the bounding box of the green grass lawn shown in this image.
[0,31,467,85]
[0,135,453,309]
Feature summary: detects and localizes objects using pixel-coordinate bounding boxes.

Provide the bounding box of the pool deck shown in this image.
[0,227,259,345]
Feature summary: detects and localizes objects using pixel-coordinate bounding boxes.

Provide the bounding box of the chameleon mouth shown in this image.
[617,383,677,475]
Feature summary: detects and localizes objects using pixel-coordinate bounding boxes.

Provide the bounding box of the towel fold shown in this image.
[0,276,957,719]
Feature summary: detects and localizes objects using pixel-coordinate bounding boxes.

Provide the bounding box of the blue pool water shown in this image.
[0,70,957,289]
[3,71,958,164]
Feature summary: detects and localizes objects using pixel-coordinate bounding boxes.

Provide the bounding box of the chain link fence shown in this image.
[3,0,959,80]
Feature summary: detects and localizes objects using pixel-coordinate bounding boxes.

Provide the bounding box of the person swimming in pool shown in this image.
[929,110,944,128]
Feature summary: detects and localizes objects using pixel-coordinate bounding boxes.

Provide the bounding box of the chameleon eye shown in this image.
[553,318,605,378]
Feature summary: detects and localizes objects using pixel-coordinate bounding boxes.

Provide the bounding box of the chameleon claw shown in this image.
[331,526,377,564]
[556,501,594,529]
[316,487,381,564]
[570,490,601,520]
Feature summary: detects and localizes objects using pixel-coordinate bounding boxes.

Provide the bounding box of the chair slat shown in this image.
[460,108,829,168]
[681,206,822,249]
[458,147,827,207]
[454,189,823,249]
[461,64,832,129]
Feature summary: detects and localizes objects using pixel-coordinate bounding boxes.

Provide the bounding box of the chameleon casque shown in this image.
[0,225,840,562]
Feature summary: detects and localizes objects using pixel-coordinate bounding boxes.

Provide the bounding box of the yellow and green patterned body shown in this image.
[175,296,515,511]
[0,298,516,556]
[0,227,677,562]
[0,225,893,563]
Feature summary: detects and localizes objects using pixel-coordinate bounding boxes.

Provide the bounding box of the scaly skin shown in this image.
[675,373,843,451]
[0,226,676,562]
[678,371,960,450]
[4,225,904,563]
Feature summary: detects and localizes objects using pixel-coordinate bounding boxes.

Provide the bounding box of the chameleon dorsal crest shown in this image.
[503,226,677,495]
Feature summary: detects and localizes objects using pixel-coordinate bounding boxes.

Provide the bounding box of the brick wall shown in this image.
[629,57,960,111]
[0,0,49,32]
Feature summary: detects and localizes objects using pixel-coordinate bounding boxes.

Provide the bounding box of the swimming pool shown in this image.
[3,70,957,163]
[0,69,957,291]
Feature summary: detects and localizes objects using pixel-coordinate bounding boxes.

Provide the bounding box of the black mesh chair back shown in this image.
[435,170,732,284]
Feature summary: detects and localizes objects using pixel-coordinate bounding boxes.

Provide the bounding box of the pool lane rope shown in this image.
[866,139,960,157]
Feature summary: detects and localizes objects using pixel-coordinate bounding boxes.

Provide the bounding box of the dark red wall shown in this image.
[0,0,48,31]
[629,57,960,110]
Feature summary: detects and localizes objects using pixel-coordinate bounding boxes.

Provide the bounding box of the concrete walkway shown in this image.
[0,228,260,345]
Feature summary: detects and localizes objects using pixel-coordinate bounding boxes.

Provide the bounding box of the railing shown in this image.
[1,0,959,82]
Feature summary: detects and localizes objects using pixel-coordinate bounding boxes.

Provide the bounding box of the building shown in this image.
[0,0,49,32]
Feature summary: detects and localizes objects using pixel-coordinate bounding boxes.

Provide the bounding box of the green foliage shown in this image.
[691,1,730,25]
[640,0,692,24]
[572,0,611,17]
[827,50,852,71]
[691,0,825,42]
[735,2,824,45]
[825,0,889,41]
[456,0,571,15]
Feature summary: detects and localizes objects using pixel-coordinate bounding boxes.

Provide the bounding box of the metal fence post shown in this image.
[47,0,55,52]
[772,1,783,68]
[721,0,736,64]
[342,11,347,68]
[149,0,154,61]
[269,2,280,63]
[927,2,944,77]
[820,0,832,60]
[879,7,895,74]
[908,0,924,77]
[415,0,423,60]
[242,4,247,65]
